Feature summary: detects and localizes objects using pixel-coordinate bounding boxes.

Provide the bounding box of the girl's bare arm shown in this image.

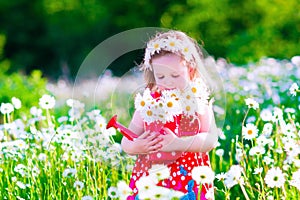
[121,111,162,155]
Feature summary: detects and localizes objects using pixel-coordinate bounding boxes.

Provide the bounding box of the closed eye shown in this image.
[172,74,180,78]
[156,75,165,79]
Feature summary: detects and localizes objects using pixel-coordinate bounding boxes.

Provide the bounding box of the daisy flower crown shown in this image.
[142,36,196,71]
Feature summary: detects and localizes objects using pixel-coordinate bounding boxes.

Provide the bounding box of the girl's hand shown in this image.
[158,127,181,152]
[133,130,163,154]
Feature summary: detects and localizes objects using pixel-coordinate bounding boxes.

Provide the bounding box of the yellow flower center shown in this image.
[154,43,159,49]
[183,47,189,52]
[186,95,191,99]
[191,87,197,93]
[167,102,173,107]
[169,41,175,47]
[186,106,191,111]
[147,110,152,116]
[140,101,145,107]
[247,130,253,135]
[171,93,177,98]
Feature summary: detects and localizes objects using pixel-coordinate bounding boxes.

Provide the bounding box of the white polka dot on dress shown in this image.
[157,153,161,158]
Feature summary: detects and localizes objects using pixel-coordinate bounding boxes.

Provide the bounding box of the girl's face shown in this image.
[152,54,190,90]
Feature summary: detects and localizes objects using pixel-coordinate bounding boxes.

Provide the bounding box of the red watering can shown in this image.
[106,115,138,141]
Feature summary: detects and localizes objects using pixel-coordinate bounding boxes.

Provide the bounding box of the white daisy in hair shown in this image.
[147,38,165,55]
[182,44,194,62]
[165,36,182,52]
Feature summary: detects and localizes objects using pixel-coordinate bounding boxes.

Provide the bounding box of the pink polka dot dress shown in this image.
[127,93,214,200]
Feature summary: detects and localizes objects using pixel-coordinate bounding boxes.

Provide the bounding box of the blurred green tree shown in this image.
[160,0,300,64]
[0,0,299,79]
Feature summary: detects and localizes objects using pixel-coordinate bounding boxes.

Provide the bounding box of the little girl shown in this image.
[121,30,219,200]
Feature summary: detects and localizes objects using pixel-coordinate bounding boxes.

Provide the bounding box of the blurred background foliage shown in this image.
[0,0,299,80]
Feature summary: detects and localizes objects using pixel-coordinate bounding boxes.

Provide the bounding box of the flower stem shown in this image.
[198,183,202,200]
[239,182,250,200]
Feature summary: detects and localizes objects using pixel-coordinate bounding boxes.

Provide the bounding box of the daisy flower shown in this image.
[271,107,283,122]
[289,83,299,96]
[62,168,77,177]
[117,180,132,199]
[291,55,300,66]
[191,166,215,184]
[290,169,300,190]
[242,123,259,140]
[30,106,42,117]
[262,123,273,137]
[136,175,156,195]
[134,93,148,111]
[264,167,285,188]
[224,165,243,188]
[148,186,170,200]
[148,164,170,182]
[107,187,119,199]
[205,187,215,200]
[147,39,165,55]
[182,44,194,62]
[245,98,259,110]
[11,97,22,109]
[81,196,93,200]
[190,78,210,100]
[39,94,55,109]
[260,109,273,122]
[165,36,182,52]
[73,180,84,190]
[249,146,266,156]
[215,172,226,181]
[0,103,14,115]
[253,167,263,175]
[16,181,26,189]
[215,149,224,157]
[161,94,182,116]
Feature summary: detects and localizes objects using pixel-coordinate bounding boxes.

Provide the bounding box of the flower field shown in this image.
[0,56,299,199]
